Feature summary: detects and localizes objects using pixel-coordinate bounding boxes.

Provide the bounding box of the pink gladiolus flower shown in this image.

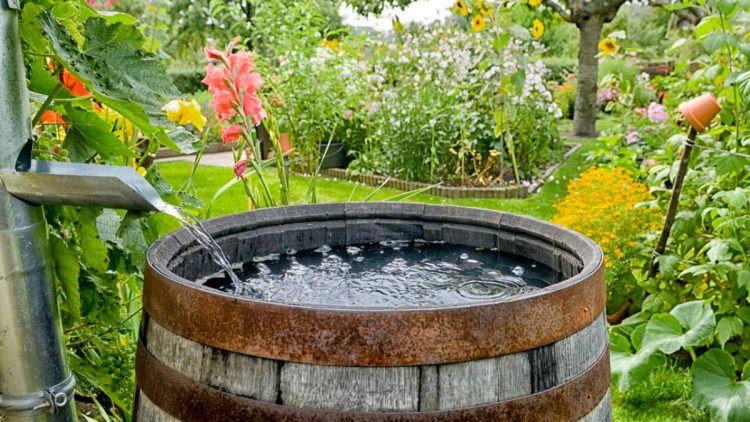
[634,107,647,118]
[647,102,667,123]
[221,125,243,144]
[234,159,248,179]
[344,110,354,120]
[641,159,657,168]
[204,47,226,62]
[201,46,266,125]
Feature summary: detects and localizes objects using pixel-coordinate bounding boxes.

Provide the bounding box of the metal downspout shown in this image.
[0,1,76,420]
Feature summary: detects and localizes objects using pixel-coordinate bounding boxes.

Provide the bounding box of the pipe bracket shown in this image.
[0,375,75,417]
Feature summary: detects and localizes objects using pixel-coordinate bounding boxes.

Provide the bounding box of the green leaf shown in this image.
[167,128,202,155]
[693,349,750,422]
[736,269,750,293]
[671,300,717,346]
[610,331,666,391]
[38,11,180,148]
[51,234,81,322]
[656,254,681,277]
[63,106,133,162]
[743,360,750,381]
[77,208,109,273]
[643,313,685,354]
[706,239,734,263]
[727,188,748,210]
[716,317,744,348]
[20,3,49,54]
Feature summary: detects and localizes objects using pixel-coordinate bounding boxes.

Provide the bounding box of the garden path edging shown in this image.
[313,143,581,199]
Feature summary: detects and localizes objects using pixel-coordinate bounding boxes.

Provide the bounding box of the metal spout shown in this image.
[0,160,162,212]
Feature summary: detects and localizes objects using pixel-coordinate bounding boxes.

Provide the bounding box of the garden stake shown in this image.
[647,127,697,279]
[648,94,721,279]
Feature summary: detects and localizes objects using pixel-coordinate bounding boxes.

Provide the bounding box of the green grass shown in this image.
[558,115,619,134]
[157,138,598,221]
[612,364,707,422]
[154,128,707,422]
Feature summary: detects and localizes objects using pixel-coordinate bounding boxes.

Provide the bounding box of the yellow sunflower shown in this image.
[532,19,544,39]
[453,0,468,16]
[471,14,486,32]
[598,38,619,55]
[529,0,542,7]
[480,5,494,17]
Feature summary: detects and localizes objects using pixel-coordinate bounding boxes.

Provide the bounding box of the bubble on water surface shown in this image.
[460,253,469,260]
[285,248,297,256]
[512,266,525,276]
[253,253,280,263]
[346,246,362,255]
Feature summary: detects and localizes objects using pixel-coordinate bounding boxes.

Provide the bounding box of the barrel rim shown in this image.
[143,203,605,365]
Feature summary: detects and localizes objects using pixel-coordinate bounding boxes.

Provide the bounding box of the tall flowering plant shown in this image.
[201,40,290,207]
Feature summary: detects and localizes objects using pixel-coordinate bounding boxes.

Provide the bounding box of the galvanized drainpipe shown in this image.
[0,1,76,421]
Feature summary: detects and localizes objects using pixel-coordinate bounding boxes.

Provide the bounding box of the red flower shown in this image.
[234,159,248,179]
[221,124,243,144]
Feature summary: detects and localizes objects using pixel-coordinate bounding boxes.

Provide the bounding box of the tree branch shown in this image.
[544,0,573,22]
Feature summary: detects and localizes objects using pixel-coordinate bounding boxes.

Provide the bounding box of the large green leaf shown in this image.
[38,11,182,150]
[642,300,716,355]
[716,317,744,348]
[63,106,133,162]
[693,349,750,422]
[76,208,109,273]
[50,234,81,322]
[610,330,666,391]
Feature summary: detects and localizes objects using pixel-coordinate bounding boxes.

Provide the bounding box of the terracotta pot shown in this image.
[678,93,721,132]
[279,133,293,153]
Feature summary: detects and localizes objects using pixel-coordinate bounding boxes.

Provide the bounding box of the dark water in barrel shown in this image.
[199,240,561,307]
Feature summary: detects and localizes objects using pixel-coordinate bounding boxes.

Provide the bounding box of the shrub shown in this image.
[552,167,660,311]
[169,69,205,95]
[542,57,578,84]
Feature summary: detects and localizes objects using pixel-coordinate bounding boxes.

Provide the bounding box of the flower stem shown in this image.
[31,82,64,127]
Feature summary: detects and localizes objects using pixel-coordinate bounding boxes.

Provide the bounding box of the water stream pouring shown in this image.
[0,4,237,420]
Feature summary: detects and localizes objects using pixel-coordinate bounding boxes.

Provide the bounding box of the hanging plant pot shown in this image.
[678,93,721,132]
[318,141,349,169]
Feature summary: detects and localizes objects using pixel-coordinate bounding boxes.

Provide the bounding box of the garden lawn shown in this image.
[157,138,597,221]
[155,134,706,422]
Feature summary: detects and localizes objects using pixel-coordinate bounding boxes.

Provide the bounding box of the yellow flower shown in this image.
[321,38,340,51]
[471,14,486,32]
[532,19,544,39]
[453,0,468,16]
[528,0,542,7]
[480,6,494,17]
[598,38,619,55]
[162,99,207,131]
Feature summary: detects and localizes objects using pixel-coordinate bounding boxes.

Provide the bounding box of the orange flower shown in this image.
[62,69,91,96]
[40,110,65,125]
[47,61,91,97]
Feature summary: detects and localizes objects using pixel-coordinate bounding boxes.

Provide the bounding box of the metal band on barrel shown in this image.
[136,341,611,422]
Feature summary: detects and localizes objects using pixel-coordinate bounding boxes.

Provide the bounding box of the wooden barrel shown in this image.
[135,203,610,421]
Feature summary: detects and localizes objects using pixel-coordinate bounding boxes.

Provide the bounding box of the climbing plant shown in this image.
[19,0,196,417]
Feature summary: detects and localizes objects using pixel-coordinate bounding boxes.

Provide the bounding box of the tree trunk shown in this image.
[573,17,603,138]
